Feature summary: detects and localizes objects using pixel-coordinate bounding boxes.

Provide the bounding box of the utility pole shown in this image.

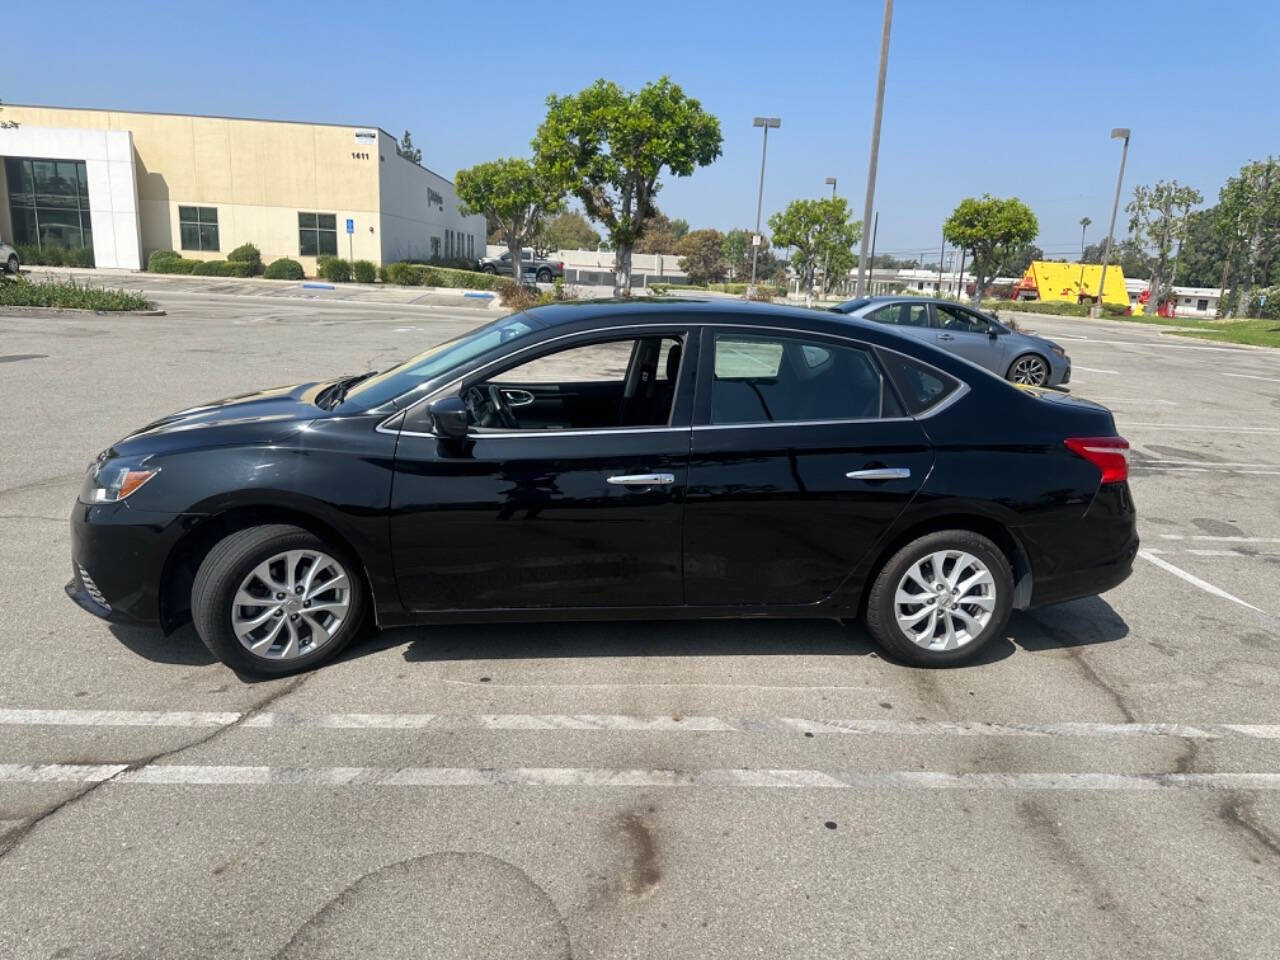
[855,0,894,297]
[1095,128,1130,318]
[749,116,781,296]
[867,212,879,294]
[937,232,946,295]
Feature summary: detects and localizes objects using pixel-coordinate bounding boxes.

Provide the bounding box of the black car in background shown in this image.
[67,300,1137,676]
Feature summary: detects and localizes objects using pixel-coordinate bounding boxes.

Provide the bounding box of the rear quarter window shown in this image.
[878,350,963,415]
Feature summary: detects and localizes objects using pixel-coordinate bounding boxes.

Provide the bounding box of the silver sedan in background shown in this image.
[833,296,1071,387]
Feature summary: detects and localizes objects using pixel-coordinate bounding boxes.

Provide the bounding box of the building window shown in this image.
[298,212,338,257]
[1197,299,1209,312]
[468,235,474,258]
[178,206,219,251]
[3,156,93,253]
[431,237,441,258]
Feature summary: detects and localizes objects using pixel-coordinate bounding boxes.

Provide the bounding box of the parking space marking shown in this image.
[1159,534,1280,543]
[1121,423,1280,434]
[1074,366,1119,374]
[0,710,1267,740]
[1088,398,1177,406]
[1224,372,1280,384]
[1138,550,1267,614]
[2,763,1278,791]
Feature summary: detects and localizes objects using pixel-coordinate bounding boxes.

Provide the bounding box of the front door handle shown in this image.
[607,473,676,486]
[845,467,911,480]
[937,333,956,342]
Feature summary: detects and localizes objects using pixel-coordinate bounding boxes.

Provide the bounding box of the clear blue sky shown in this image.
[5,0,1277,259]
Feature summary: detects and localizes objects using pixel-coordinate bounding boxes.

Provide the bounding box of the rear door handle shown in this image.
[607,473,676,486]
[845,467,911,480]
[937,333,956,342]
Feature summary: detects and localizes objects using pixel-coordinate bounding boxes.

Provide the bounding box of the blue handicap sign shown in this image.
[345,218,354,234]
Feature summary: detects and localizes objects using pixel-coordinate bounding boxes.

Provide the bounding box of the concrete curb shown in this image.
[0,305,166,317]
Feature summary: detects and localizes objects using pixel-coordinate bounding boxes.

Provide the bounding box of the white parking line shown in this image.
[1074,366,1119,374]
[1088,398,1177,406]
[1159,534,1280,543]
[1138,550,1266,614]
[1224,373,1280,384]
[0,710,1273,740]
[1122,423,1280,434]
[2,763,1278,790]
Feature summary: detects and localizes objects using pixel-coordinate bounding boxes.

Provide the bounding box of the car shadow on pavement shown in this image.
[107,622,218,667]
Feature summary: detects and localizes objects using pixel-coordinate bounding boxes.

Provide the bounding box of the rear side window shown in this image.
[878,350,963,415]
[867,303,930,327]
[710,333,900,424]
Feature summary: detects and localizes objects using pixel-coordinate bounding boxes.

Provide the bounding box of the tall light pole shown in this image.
[1077,215,1092,296]
[749,116,781,295]
[1094,128,1130,318]
[855,0,894,297]
[823,177,837,296]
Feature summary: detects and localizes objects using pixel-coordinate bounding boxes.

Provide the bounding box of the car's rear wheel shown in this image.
[536,268,552,283]
[5,255,17,275]
[865,530,1013,666]
[481,264,497,274]
[191,524,364,676]
[1008,353,1049,385]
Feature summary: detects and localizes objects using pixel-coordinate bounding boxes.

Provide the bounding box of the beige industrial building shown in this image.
[0,104,485,271]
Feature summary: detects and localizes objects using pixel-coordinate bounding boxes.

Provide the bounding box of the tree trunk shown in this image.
[614,243,633,297]
[510,241,524,288]
[1237,223,1264,318]
[970,261,985,307]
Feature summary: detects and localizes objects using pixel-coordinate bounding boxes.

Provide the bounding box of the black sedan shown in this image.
[67,299,1138,675]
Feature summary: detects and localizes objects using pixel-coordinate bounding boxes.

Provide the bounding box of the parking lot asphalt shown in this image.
[1,291,1278,959]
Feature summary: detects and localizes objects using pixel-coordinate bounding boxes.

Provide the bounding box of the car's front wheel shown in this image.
[1008,353,1049,385]
[481,264,497,274]
[5,255,17,275]
[865,530,1013,666]
[191,524,364,676]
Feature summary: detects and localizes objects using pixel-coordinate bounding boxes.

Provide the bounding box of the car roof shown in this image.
[522,297,850,328]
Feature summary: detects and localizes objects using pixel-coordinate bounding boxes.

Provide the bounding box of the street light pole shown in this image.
[1095,128,1130,318]
[823,177,837,296]
[749,116,781,295]
[855,0,894,297]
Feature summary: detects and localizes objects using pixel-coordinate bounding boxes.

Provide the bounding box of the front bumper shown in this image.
[1048,354,1071,386]
[67,500,188,625]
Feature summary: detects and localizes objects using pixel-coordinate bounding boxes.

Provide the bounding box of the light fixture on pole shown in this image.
[855,0,894,297]
[825,177,837,198]
[749,116,781,295]
[823,177,837,296]
[1094,128,1130,318]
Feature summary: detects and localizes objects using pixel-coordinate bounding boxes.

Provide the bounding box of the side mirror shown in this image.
[988,325,999,340]
[428,395,470,439]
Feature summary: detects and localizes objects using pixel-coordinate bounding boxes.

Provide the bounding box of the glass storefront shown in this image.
[4,157,93,251]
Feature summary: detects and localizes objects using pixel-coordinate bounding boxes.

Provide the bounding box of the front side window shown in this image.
[179,206,219,251]
[471,335,684,431]
[867,303,930,328]
[935,303,992,333]
[298,212,338,257]
[709,333,894,425]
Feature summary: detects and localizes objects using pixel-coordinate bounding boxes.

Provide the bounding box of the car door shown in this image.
[683,327,934,606]
[932,303,1004,373]
[388,326,696,611]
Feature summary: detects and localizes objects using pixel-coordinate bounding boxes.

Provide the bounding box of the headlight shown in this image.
[1050,345,1066,357]
[79,461,160,503]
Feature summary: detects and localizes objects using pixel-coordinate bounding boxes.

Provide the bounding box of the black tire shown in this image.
[1007,352,1049,386]
[5,255,17,275]
[481,264,497,274]
[536,268,552,283]
[865,529,1013,667]
[191,524,364,676]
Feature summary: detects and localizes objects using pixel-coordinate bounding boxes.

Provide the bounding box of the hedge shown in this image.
[264,258,304,280]
[981,299,1130,318]
[353,259,377,284]
[0,276,154,311]
[378,261,504,290]
[14,243,95,268]
[320,258,352,283]
[227,243,262,274]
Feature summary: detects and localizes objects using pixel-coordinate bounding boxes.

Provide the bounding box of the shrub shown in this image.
[0,276,154,311]
[379,261,505,290]
[226,243,262,274]
[15,242,95,268]
[264,258,305,280]
[320,258,352,283]
[352,259,377,284]
[1246,285,1280,320]
[189,259,253,277]
[497,279,554,309]
[147,250,200,274]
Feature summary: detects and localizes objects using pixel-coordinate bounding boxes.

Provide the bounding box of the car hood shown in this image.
[107,381,331,458]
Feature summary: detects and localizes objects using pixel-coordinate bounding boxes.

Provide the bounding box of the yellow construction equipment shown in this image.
[1012,260,1139,314]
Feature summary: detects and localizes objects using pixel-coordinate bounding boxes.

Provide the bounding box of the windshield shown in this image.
[339,313,539,409]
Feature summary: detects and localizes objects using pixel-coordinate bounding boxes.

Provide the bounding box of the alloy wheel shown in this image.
[230,549,350,660]
[1010,355,1048,385]
[893,549,996,651]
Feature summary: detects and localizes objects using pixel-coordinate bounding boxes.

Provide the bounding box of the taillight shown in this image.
[1065,436,1129,484]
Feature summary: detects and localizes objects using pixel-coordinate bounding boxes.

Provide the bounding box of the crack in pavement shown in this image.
[1219,794,1280,863]
[1024,612,1136,722]
[0,673,311,863]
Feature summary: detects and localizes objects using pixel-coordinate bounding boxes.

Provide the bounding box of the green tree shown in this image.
[942,195,1039,305]
[397,130,422,165]
[1126,180,1203,309]
[533,77,722,295]
[1173,207,1226,288]
[993,242,1044,278]
[670,218,690,242]
[769,197,860,303]
[1083,236,1152,279]
[675,228,726,284]
[1217,158,1280,316]
[455,157,564,283]
[541,211,600,251]
[722,228,775,280]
